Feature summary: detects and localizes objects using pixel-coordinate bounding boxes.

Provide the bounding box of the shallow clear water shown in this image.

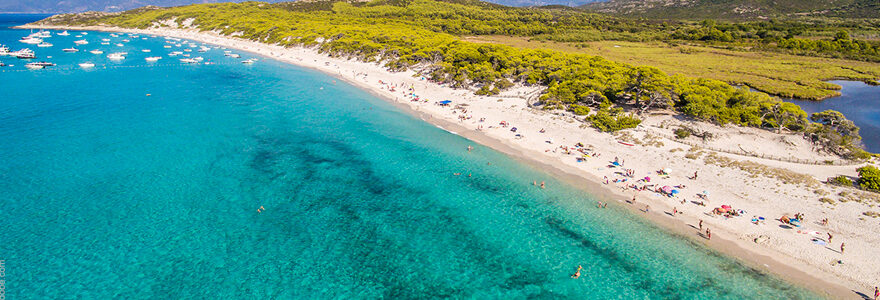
[783,80,880,153]
[0,15,818,298]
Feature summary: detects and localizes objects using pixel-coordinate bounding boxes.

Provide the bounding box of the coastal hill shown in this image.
[581,0,880,19]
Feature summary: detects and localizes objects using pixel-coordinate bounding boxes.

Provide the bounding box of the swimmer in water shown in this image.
[467,145,473,152]
[540,181,545,189]
[571,265,583,279]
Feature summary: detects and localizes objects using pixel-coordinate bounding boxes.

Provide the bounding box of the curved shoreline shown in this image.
[17,24,871,297]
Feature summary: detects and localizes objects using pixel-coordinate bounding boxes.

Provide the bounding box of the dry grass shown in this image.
[684,146,705,160]
[703,152,820,187]
[819,197,836,205]
[465,36,880,100]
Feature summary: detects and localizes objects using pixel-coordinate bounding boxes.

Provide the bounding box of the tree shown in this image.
[624,66,674,114]
[761,102,806,133]
[807,110,863,156]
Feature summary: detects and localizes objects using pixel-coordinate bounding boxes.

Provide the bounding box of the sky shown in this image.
[0,0,601,13]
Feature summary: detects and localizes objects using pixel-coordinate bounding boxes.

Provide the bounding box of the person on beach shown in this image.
[706,228,711,240]
[672,207,678,216]
[840,242,845,254]
[828,233,833,244]
[693,171,698,180]
[699,219,703,231]
[873,286,878,300]
[645,205,650,213]
[571,265,583,279]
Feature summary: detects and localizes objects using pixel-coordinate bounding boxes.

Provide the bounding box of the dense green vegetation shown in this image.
[857,165,880,191]
[582,0,880,20]
[37,0,871,157]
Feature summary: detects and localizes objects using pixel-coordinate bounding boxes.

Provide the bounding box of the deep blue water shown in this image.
[784,80,880,153]
[0,15,819,298]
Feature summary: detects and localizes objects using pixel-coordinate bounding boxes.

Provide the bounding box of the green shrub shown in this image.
[674,128,691,139]
[857,165,880,191]
[831,175,853,186]
[569,104,590,116]
[587,108,641,132]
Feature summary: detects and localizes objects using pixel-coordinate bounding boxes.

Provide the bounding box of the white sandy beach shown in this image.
[21,22,880,297]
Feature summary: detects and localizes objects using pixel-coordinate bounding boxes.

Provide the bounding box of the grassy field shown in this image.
[465,36,880,100]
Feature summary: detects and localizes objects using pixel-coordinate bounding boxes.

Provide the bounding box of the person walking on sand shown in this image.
[873,286,878,300]
[672,207,678,216]
[645,205,650,213]
[827,232,833,244]
[840,242,845,254]
[699,219,703,231]
[571,265,583,279]
[706,228,711,240]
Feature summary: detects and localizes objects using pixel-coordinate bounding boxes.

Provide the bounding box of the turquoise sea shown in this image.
[0,15,819,298]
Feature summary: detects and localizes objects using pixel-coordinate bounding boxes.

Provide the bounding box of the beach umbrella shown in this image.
[644,176,651,182]
[661,186,672,193]
[612,161,620,166]
[717,207,728,213]
[440,100,452,104]
[663,168,672,174]
[671,190,680,195]
[721,205,731,209]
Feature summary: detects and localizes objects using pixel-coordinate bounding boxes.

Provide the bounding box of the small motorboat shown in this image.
[90,49,103,54]
[74,40,88,45]
[37,42,52,48]
[57,30,70,36]
[145,56,161,62]
[78,62,95,68]
[62,47,78,53]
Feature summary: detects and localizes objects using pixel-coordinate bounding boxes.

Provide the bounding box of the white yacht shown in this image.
[0,44,9,55]
[145,56,162,62]
[163,45,172,48]
[101,38,110,42]
[12,48,36,59]
[179,58,198,64]
[19,36,42,44]
[74,40,88,45]
[122,39,130,42]
[229,54,241,58]
[57,30,70,36]
[62,47,78,53]
[193,56,204,61]
[78,62,95,68]
[90,49,103,54]
[37,42,53,48]
[141,49,151,53]
[116,43,124,47]
[183,48,192,52]
[107,53,126,60]
[101,42,110,45]
[34,30,51,38]
[80,32,88,35]
[25,63,44,69]
[242,59,256,64]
